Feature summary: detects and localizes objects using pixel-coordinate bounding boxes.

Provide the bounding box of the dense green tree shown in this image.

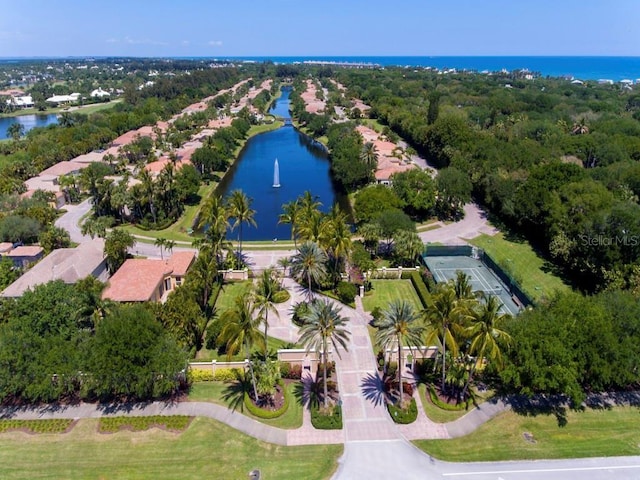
[0,215,42,243]
[354,185,402,224]
[436,167,473,220]
[391,169,437,218]
[86,304,187,401]
[38,226,71,253]
[392,229,423,267]
[104,229,135,274]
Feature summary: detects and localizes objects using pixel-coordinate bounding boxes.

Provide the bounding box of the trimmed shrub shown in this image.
[243,379,289,419]
[280,362,302,380]
[310,403,343,429]
[316,361,336,378]
[213,368,244,383]
[428,384,473,411]
[187,368,215,383]
[272,289,290,304]
[387,398,418,424]
[409,271,431,307]
[292,301,310,327]
[336,281,357,304]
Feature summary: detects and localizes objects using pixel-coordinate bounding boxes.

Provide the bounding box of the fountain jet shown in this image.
[273,158,281,188]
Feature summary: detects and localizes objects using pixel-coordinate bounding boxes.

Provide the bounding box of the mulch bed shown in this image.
[247,383,285,411]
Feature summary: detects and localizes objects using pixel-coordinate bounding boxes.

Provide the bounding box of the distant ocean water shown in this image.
[221,56,640,81]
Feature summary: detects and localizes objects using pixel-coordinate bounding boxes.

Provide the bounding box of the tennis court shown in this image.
[423,255,522,316]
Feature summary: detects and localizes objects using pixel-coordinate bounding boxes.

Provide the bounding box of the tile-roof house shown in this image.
[0,240,108,298]
[5,246,44,269]
[102,251,195,303]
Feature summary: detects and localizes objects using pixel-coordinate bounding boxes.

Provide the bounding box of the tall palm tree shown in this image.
[374,300,423,405]
[197,194,231,265]
[227,189,256,267]
[423,282,467,393]
[218,291,264,400]
[155,237,169,260]
[278,200,301,250]
[454,270,475,301]
[298,299,350,408]
[137,169,157,224]
[297,191,322,239]
[461,293,512,398]
[322,203,352,280]
[254,267,280,353]
[360,141,379,169]
[186,247,219,316]
[290,241,328,301]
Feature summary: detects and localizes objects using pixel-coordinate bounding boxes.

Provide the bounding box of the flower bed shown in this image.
[0,419,74,434]
[98,415,193,433]
[243,379,289,419]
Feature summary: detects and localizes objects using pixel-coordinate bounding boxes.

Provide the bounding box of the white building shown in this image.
[90,88,110,98]
[46,93,81,104]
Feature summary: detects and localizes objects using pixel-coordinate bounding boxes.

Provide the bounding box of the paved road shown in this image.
[420,203,498,245]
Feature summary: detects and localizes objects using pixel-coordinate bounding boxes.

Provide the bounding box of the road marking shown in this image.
[443,464,640,476]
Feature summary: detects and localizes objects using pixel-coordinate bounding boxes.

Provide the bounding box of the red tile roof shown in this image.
[102,259,170,302]
[102,251,195,302]
[166,251,195,277]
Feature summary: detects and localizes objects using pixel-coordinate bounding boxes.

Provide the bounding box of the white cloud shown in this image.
[181,40,190,46]
[123,36,168,46]
[106,38,118,44]
[208,40,223,47]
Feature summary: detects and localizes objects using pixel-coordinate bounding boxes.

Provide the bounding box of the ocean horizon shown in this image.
[221,56,640,81]
[2,55,639,81]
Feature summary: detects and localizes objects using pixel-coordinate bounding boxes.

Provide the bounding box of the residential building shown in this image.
[102,251,195,303]
[1,240,108,298]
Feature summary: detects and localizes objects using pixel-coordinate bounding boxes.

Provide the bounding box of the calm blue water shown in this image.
[222,56,640,81]
[0,113,59,140]
[269,85,292,118]
[217,87,348,241]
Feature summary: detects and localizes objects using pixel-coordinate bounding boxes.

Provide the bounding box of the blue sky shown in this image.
[2,0,639,57]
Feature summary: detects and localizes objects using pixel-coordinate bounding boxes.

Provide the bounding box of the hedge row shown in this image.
[187,367,244,383]
[310,403,343,430]
[408,271,431,308]
[387,398,418,424]
[428,384,473,411]
[243,380,289,419]
[99,415,193,433]
[0,419,73,434]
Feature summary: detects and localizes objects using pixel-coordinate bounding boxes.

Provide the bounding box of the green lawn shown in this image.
[361,280,423,313]
[414,406,640,462]
[468,233,570,303]
[0,417,341,480]
[215,280,254,312]
[188,380,303,429]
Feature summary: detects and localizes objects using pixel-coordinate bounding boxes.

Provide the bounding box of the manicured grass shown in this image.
[0,417,341,479]
[215,280,254,312]
[188,381,304,429]
[468,233,570,303]
[417,223,442,233]
[361,280,423,313]
[414,406,640,462]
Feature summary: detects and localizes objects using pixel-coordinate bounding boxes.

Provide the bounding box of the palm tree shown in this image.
[227,189,256,267]
[218,291,264,401]
[461,293,512,398]
[155,237,169,260]
[254,268,280,353]
[197,194,231,265]
[374,300,423,405]
[7,123,24,141]
[571,117,589,135]
[290,241,328,301]
[358,222,382,255]
[298,299,350,408]
[322,203,352,281]
[392,229,423,267]
[277,256,291,282]
[137,169,157,224]
[278,200,301,250]
[186,247,219,316]
[454,270,475,301]
[423,282,467,393]
[360,141,379,169]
